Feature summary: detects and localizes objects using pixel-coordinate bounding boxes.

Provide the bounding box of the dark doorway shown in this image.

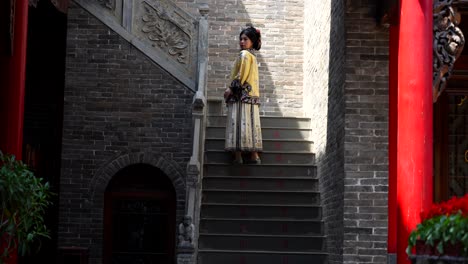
[434,93,468,201]
[103,164,176,264]
[20,1,67,263]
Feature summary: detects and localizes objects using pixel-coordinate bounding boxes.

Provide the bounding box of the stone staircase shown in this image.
[198,115,327,264]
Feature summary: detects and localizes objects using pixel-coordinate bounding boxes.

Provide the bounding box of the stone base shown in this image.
[177,253,195,264]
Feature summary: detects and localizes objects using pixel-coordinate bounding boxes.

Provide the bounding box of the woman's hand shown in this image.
[224,88,232,99]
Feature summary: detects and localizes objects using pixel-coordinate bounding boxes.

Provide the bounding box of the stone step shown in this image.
[202,176,318,191]
[198,250,327,264]
[198,233,325,252]
[207,100,225,115]
[204,163,316,177]
[110,254,172,263]
[200,204,321,219]
[205,150,315,165]
[207,115,311,129]
[202,189,320,205]
[205,138,314,152]
[206,126,311,140]
[200,114,325,264]
[199,218,323,235]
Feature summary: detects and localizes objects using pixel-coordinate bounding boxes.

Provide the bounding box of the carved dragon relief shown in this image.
[140,1,191,65]
[433,0,466,102]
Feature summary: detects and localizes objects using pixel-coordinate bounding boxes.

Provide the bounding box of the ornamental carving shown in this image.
[177,215,195,251]
[141,1,190,65]
[433,0,465,102]
[97,0,115,10]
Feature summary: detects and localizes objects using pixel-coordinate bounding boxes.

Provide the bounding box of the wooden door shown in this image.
[103,164,176,264]
[434,93,468,201]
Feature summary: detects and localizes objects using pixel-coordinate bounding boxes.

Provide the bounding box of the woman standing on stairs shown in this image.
[224,24,263,165]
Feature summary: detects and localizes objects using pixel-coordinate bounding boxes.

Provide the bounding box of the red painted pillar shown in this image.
[396,0,433,263]
[0,0,29,159]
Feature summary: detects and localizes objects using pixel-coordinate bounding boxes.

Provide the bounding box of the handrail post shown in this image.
[177,4,209,264]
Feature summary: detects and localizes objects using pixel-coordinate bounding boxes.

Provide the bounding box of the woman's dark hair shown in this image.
[240,24,262,50]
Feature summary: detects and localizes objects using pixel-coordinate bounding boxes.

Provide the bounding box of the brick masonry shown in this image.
[172,0,305,117]
[175,0,389,263]
[344,1,389,263]
[304,0,346,263]
[59,1,391,263]
[59,3,194,263]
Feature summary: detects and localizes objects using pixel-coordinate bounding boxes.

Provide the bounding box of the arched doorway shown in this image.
[103,163,176,264]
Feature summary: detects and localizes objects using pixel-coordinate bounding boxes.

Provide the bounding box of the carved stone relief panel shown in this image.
[141,1,190,64]
[74,0,200,89]
[434,0,466,102]
[133,0,197,74]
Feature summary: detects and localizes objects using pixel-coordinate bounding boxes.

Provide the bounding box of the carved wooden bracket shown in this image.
[433,0,466,102]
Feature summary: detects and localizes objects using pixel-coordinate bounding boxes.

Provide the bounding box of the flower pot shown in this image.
[409,255,468,264]
[407,195,468,263]
[1,233,18,264]
[415,240,465,258]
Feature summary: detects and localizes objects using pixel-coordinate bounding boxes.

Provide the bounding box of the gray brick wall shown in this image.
[60,1,391,263]
[172,0,304,117]
[344,1,389,263]
[59,3,194,263]
[304,1,346,263]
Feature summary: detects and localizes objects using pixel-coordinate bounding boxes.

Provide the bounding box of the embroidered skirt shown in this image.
[225,102,263,152]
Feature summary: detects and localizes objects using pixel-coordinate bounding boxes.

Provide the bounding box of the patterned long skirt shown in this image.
[225,102,263,152]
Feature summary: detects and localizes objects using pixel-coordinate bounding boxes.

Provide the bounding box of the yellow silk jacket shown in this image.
[229,50,260,98]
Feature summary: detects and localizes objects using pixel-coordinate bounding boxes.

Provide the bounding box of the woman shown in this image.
[224,25,263,165]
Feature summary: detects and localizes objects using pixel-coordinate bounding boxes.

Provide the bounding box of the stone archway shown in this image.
[85,151,186,263]
[87,151,186,206]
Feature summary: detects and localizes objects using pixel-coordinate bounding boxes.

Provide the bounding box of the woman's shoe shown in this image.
[233,158,243,165]
[247,158,261,165]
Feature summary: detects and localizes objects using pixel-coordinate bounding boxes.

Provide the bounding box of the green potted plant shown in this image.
[0,151,52,264]
[407,194,468,263]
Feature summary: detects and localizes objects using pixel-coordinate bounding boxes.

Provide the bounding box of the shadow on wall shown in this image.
[304,0,346,263]
[174,0,305,117]
[324,0,346,262]
[200,0,343,261]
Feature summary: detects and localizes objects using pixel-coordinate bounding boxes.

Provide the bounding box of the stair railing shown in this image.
[74,0,201,91]
[72,1,209,262]
[178,4,209,264]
